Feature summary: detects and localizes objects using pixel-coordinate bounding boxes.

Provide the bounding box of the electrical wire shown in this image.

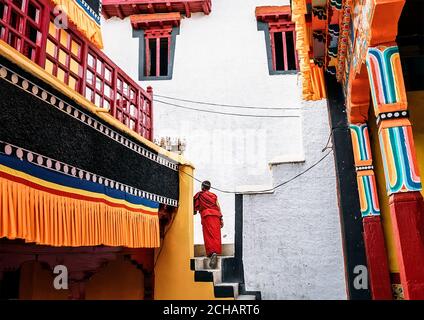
[183,149,333,194]
[154,94,301,110]
[155,99,300,118]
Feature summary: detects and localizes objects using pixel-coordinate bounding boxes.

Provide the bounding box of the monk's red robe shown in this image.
[194,190,222,256]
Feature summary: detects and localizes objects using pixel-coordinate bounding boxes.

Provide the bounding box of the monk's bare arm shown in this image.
[217,200,224,228]
[216,200,222,213]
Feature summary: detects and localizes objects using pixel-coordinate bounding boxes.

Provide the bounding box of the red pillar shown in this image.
[350,122,392,299]
[362,216,393,299]
[389,192,424,299]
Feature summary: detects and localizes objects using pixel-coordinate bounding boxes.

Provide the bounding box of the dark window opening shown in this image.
[0,2,6,20]
[274,32,284,71]
[12,0,23,10]
[286,31,296,71]
[143,32,172,78]
[27,2,40,23]
[160,37,169,76]
[147,38,157,77]
[271,30,298,72]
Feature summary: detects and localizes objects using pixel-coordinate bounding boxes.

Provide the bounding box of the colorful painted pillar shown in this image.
[350,123,392,299]
[366,44,424,299]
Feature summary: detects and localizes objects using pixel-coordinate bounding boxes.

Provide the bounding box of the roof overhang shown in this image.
[102,0,212,19]
[255,6,292,23]
[130,12,181,30]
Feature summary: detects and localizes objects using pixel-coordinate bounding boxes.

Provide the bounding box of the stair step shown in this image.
[236,295,257,300]
[191,256,233,271]
[214,283,239,298]
[194,269,222,284]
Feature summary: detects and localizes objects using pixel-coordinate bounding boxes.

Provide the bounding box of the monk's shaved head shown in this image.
[201,180,211,191]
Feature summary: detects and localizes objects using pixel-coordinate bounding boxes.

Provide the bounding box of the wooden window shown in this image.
[85,50,114,109]
[269,24,298,72]
[144,28,171,78]
[45,21,83,91]
[256,6,299,74]
[0,0,45,62]
[0,0,154,140]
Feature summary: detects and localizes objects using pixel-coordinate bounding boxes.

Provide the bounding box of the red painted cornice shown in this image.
[102,0,212,20]
[130,12,181,29]
[255,5,291,23]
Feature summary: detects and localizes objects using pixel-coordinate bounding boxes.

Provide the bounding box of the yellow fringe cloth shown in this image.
[0,176,160,248]
[51,0,103,49]
[291,0,326,101]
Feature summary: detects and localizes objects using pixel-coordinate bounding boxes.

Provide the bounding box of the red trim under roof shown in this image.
[102,0,212,19]
[130,12,181,29]
[255,5,292,23]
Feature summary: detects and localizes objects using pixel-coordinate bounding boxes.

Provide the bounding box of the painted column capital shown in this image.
[366,45,408,118]
[366,44,422,195]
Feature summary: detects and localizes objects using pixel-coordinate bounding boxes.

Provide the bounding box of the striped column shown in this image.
[366,44,424,299]
[350,123,392,299]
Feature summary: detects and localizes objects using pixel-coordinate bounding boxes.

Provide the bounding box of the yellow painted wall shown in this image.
[154,165,227,300]
[408,91,424,201]
[85,255,144,300]
[368,110,400,273]
[19,261,69,300]
[18,256,144,300]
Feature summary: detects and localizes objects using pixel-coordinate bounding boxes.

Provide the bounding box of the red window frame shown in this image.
[85,50,114,109]
[144,27,172,78]
[0,0,45,62]
[45,20,84,91]
[0,0,154,141]
[269,22,299,72]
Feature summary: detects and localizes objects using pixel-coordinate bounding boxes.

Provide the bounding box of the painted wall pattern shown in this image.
[350,123,380,216]
[352,0,375,75]
[378,125,422,194]
[365,44,422,195]
[357,174,380,216]
[366,45,408,114]
[351,123,372,162]
[336,0,352,81]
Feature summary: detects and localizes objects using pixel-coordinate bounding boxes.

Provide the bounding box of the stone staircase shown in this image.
[190,256,259,300]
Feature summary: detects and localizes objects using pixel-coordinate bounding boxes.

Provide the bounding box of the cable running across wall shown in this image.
[155,99,300,118]
[154,94,301,110]
[182,149,333,194]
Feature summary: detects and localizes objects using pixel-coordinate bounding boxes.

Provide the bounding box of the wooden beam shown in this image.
[202,1,210,15]
[147,3,155,13]
[184,2,191,18]
[102,8,110,20]
[115,5,124,19]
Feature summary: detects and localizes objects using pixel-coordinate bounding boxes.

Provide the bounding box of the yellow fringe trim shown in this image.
[291,0,326,101]
[0,176,160,248]
[51,0,103,49]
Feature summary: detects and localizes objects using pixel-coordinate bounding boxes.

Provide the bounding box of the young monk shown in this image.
[193,180,223,269]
